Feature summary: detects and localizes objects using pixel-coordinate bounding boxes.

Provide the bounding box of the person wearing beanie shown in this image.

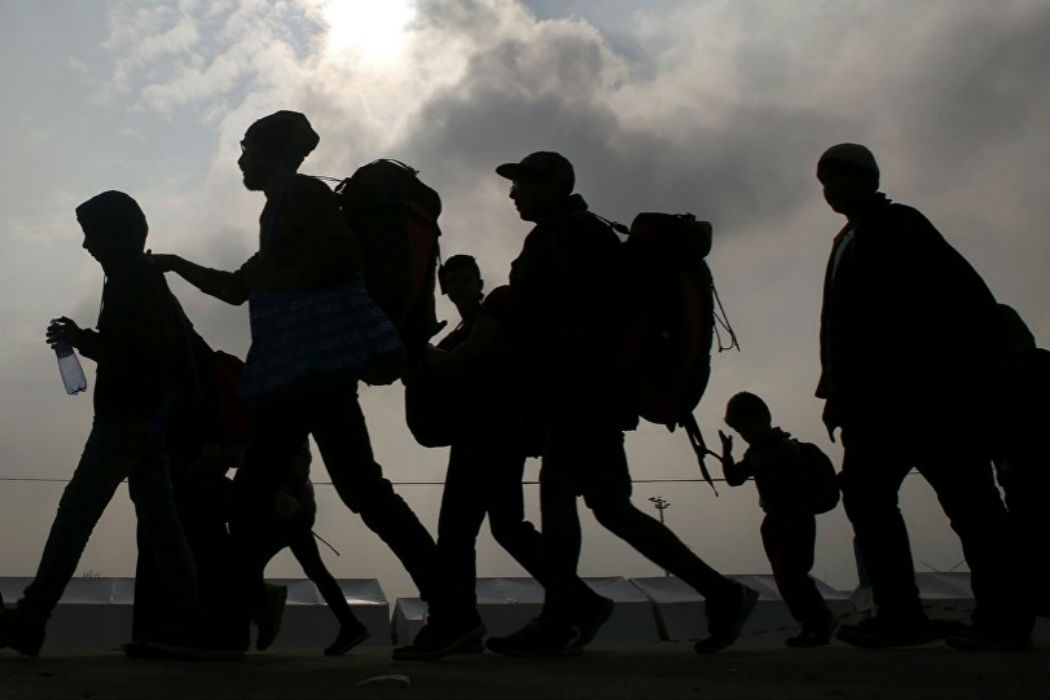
[1,192,205,657]
[815,143,1033,650]
[482,152,757,658]
[150,111,477,659]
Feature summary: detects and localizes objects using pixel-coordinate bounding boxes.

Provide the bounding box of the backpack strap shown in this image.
[681,413,719,496]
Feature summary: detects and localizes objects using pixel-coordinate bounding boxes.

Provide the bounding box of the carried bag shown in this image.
[403,322,474,448]
[790,439,840,514]
[606,212,739,494]
[334,159,443,366]
[239,275,405,399]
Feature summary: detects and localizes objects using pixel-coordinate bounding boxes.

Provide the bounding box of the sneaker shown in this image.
[573,595,615,648]
[836,615,943,648]
[0,608,45,657]
[694,583,758,654]
[324,618,370,656]
[392,616,486,661]
[255,584,287,652]
[485,617,583,659]
[785,618,837,648]
[945,625,1033,652]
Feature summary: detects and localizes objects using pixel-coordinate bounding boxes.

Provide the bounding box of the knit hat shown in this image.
[243,110,319,164]
[817,143,879,190]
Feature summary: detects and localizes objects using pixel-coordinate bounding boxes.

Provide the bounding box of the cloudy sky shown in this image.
[0,0,1047,601]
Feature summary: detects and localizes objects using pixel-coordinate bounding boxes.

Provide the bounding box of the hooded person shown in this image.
[149,110,479,659]
[1,191,206,658]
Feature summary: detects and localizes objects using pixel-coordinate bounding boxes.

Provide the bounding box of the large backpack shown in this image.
[613,212,738,493]
[334,159,443,370]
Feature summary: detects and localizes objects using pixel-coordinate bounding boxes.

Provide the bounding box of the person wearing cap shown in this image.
[485,152,757,657]
[150,111,480,659]
[815,143,1032,650]
[0,192,204,657]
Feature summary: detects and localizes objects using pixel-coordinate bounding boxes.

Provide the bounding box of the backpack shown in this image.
[790,440,840,514]
[610,213,739,494]
[333,159,443,370]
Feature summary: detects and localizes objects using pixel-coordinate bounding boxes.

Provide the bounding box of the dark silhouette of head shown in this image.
[439,254,483,310]
[725,391,772,444]
[76,191,148,268]
[817,143,880,218]
[496,151,575,222]
[238,110,319,193]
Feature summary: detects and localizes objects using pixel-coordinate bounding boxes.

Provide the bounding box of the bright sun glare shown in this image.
[319,0,415,62]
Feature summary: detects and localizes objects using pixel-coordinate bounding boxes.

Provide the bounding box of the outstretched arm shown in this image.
[151,252,250,306]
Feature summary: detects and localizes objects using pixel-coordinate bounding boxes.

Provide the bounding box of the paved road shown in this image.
[1,642,1047,699]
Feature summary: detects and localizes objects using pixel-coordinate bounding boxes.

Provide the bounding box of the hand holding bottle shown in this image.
[46,317,87,395]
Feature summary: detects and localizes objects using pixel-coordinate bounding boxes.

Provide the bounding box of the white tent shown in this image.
[263,578,389,649]
[0,576,390,649]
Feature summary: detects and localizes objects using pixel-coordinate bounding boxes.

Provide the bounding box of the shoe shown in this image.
[485,617,583,658]
[785,618,837,648]
[255,584,287,652]
[945,625,1033,652]
[573,596,615,648]
[392,616,486,661]
[694,583,759,654]
[0,608,45,657]
[836,615,944,648]
[324,619,370,656]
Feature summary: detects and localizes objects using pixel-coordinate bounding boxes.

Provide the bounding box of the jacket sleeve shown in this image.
[722,453,754,486]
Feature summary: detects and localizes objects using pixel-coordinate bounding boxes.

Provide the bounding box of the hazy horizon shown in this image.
[1,0,1047,602]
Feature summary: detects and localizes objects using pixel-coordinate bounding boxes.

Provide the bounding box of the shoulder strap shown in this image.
[681,413,719,496]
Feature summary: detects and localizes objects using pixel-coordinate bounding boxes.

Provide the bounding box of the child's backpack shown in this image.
[333,159,443,371]
[610,212,739,493]
[790,440,840,514]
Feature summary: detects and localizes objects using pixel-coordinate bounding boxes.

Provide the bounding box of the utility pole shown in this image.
[648,496,671,576]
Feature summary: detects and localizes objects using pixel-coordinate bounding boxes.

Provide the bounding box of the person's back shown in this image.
[719,392,835,647]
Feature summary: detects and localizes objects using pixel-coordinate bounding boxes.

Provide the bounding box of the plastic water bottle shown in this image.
[54,342,87,395]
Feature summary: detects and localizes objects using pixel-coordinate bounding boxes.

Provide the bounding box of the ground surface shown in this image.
[1,641,1047,699]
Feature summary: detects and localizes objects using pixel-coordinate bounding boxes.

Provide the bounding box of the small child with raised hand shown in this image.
[719,391,838,647]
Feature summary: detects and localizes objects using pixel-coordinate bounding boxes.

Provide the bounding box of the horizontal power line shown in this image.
[0,473,920,486]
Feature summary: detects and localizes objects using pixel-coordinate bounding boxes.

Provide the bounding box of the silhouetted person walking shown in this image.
[0,192,203,657]
[150,110,477,659]
[815,143,1032,650]
[248,448,370,656]
[485,152,757,657]
[719,392,836,647]
[422,255,576,639]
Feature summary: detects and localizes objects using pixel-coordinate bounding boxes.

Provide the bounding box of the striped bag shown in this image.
[239,274,404,398]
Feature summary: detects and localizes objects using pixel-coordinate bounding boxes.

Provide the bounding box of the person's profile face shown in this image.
[238,140,285,191]
[444,265,483,307]
[509,178,561,222]
[819,168,871,216]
